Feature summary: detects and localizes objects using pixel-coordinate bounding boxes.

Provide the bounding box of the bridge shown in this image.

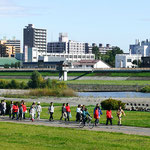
[0,67,150,81]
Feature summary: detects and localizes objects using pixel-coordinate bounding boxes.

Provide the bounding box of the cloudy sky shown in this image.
[1,0,150,52]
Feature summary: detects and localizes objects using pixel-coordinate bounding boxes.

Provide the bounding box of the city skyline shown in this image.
[1,0,150,52]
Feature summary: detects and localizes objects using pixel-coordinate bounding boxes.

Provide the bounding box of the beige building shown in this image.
[0,43,15,57]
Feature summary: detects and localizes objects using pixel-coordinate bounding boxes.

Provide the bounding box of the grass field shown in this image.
[1,78,150,86]
[0,122,150,150]
[65,80,150,85]
[1,71,150,77]
[23,104,150,128]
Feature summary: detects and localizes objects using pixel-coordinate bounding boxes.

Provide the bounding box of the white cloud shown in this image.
[0,0,47,17]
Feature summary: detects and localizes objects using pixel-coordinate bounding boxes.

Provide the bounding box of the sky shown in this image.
[1,0,150,52]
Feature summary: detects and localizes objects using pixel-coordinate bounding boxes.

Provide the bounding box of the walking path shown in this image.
[0,116,150,137]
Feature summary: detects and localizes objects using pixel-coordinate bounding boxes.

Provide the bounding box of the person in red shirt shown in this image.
[66,103,71,121]
[94,107,99,126]
[106,108,113,125]
[22,101,27,119]
[12,102,19,120]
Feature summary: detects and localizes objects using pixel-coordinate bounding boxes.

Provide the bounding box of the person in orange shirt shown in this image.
[106,108,113,125]
[94,107,99,126]
[12,102,19,120]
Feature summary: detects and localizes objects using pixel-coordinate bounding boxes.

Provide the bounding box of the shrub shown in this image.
[60,88,77,97]
[0,80,9,89]
[20,81,28,89]
[101,98,125,110]
[28,88,76,97]
[8,80,20,89]
[141,86,150,93]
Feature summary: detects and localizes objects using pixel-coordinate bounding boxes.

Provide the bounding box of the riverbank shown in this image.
[0,89,150,106]
[68,84,145,92]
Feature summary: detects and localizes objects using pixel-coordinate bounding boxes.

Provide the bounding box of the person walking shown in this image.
[76,104,82,122]
[30,105,36,122]
[22,101,27,119]
[94,107,99,126]
[12,102,19,120]
[1,100,6,116]
[9,101,13,118]
[48,102,54,121]
[60,103,67,121]
[36,102,42,120]
[66,103,71,121]
[19,103,23,120]
[117,106,125,126]
[106,108,113,125]
[93,104,102,125]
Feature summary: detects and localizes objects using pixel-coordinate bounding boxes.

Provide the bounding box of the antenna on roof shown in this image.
[12,36,16,40]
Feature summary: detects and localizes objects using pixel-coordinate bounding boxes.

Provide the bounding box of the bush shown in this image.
[28,88,76,97]
[0,80,9,89]
[101,98,125,110]
[7,80,20,89]
[60,88,77,97]
[141,86,150,93]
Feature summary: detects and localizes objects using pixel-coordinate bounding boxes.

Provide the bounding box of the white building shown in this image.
[130,39,150,57]
[72,60,111,69]
[45,53,95,62]
[24,46,41,62]
[115,53,142,68]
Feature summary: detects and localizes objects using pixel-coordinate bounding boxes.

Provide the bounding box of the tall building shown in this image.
[47,33,89,54]
[23,24,47,54]
[0,39,21,54]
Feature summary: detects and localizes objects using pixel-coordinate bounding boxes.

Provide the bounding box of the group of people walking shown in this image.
[0,100,126,126]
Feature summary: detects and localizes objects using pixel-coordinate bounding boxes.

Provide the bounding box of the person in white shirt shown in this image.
[76,104,82,122]
[48,102,54,121]
[30,105,36,122]
[2,100,6,115]
[36,102,42,120]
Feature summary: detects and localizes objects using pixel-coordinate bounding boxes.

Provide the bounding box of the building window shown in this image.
[127,59,132,62]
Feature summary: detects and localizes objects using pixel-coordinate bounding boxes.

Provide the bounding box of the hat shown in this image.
[38,102,40,104]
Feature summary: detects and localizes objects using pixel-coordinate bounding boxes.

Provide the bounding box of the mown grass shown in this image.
[1,71,150,77]
[66,80,150,85]
[23,105,150,128]
[0,122,150,150]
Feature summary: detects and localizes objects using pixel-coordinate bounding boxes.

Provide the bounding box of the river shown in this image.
[78,92,150,98]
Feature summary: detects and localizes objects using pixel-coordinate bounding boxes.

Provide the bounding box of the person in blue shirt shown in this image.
[82,108,91,125]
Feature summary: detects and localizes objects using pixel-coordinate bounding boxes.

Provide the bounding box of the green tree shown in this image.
[92,46,101,60]
[10,63,15,68]
[4,64,10,68]
[101,46,123,67]
[132,60,141,68]
[28,71,44,88]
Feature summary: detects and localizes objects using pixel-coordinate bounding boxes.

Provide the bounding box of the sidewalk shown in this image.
[0,116,150,137]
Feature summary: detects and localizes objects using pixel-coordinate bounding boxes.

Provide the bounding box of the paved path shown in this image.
[0,117,150,137]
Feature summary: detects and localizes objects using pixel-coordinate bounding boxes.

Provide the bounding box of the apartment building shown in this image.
[23,24,47,54]
[0,44,15,57]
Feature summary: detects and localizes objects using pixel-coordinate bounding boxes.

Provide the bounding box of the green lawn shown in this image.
[1,71,150,77]
[24,105,150,128]
[1,79,150,86]
[65,80,150,85]
[0,122,150,150]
